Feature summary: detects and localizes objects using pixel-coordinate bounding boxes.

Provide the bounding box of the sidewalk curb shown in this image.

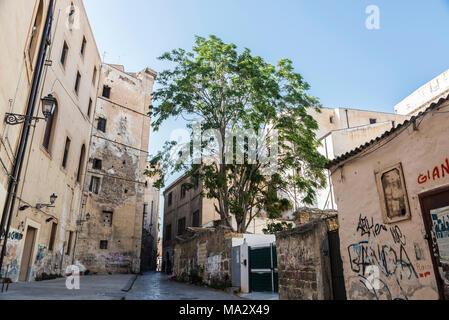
[121,274,138,293]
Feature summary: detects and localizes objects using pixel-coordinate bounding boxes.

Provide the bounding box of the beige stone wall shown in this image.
[0,0,101,282]
[173,227,233,288]
[276,219,333,300]
[76,63,156,275]
[328,101,449,300]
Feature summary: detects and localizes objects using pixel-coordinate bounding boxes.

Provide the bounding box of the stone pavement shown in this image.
[0,272,244,300]
[0,274,135,300]
[124,272,243,300]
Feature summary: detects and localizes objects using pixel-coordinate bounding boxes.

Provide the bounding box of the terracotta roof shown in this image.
[325,94,449,169]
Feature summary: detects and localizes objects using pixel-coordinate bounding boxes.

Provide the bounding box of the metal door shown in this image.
[419,186,449,300]
[249,244,278,293]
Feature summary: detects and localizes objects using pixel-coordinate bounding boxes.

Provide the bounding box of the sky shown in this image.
[83,0,449,234]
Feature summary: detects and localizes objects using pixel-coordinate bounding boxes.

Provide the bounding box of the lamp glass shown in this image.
[41,94,56,119]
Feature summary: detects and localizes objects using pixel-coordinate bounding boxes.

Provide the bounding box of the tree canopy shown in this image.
[146,35,327,233]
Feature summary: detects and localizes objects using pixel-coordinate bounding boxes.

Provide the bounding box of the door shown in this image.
[328,230,347,300]
[419,186,449,300]
[249,244,278,293]
[19,227,37,282]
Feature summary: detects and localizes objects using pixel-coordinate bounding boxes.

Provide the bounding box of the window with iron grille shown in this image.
[102,211,113,227]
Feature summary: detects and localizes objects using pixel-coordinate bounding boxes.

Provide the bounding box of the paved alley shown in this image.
[0,272,243,300]
[125,272,243,300]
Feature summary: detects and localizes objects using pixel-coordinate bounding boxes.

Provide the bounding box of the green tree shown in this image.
[146,35,327,233]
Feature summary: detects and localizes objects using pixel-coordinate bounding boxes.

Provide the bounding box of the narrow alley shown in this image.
[0,273,243,300]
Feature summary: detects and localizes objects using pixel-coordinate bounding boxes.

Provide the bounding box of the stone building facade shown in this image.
[76,63,157,274]
[0,0,158,281]
[162,172,219,273]
[141,162,160,272]
[281,107,409,217]
[0,0,102,282]
[326,95,449,300]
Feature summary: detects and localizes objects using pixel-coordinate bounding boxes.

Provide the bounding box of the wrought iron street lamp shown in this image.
[4,94,56,126]
[36,193,58,210]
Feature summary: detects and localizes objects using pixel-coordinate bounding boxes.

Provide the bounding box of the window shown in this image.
[48,222,58,251]
[62,137,71,169]
[181,184,188,199]
[100,240,108,250]
[87,98,92,117]
[93,158,102,170]
[194,176,199,190]
[74,71,81,94]
[102,85,111,99]
[375,163,411,224]
[80,36,87,56]
[177,217,186,235]
[330,116,335,124]
[102,211,113,227]
[370,118,377,124]
[92,67,97,85]
[60,41,69,66]
[165,225,172,242]
[167,192,173,207]
[76,145,86,182]
[192,210,200,228]
[27,0,44,66]
[97,118,107,133]
[42,100,57,152]
[66,231,73,255]
[89,176,100,194]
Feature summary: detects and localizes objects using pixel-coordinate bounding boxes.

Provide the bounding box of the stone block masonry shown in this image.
[276,219,333,300]
[173,227,233,289]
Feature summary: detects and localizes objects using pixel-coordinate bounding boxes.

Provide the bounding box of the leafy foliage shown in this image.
[263,221,294,235]
[146,35,327,233]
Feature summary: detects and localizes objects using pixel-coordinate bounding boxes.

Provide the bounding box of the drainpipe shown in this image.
[0,0,55,275]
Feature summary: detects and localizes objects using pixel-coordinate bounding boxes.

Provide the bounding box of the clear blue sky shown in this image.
[83,0,449,232]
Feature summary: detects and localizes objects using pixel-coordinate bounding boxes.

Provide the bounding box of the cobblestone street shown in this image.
[0,272,243,300]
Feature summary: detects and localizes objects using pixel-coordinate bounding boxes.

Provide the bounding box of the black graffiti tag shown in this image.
[357,214,388,238]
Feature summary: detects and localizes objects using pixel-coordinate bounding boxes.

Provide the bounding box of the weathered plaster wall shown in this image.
[329,101,449,300]
[173,227,233,288]
[276,219,333,300]
[77,63,155,275]
[0,0,101,281]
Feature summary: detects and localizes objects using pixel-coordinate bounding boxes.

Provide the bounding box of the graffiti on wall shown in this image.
[348,215,421,300]
[417,158,449,185]
[0,229,24,281]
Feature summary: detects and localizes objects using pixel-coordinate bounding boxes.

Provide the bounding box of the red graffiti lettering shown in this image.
[418,174,427,185]
[442,158,449,178]
[433,167,440,180]
[417,158,449,185]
